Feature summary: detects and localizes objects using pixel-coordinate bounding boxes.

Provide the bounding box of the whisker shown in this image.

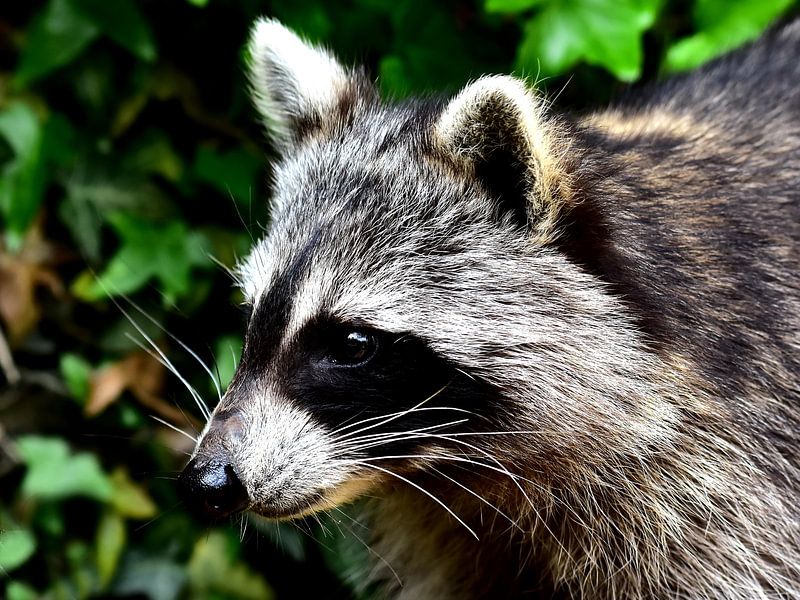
[124,332,211,421]
[329,382,453,439]
[351,460,478,540]
[150,414,197,444]
[429,465,523,532]
[121,295,224,405]
[332,418,469,455]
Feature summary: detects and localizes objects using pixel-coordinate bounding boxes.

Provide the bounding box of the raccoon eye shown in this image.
[326,329,378,367]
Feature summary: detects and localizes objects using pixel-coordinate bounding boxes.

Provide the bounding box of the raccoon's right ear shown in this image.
[433,76,571,242]
[246,18,375,151]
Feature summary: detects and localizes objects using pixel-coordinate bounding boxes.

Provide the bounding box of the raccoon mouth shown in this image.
[250,493,328,521]
[251,475,380,520]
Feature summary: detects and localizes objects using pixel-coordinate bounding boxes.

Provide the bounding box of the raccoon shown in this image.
[178,18,800,600]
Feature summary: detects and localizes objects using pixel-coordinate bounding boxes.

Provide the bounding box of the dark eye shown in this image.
[326,329,378,367]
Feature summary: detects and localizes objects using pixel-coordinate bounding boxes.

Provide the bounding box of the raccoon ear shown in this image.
[246,18,372,150]
[433,75,570,241]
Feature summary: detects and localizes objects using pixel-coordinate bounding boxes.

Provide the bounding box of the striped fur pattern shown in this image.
[190,18,800,599]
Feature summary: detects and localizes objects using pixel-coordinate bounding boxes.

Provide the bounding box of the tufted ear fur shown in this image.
[433,76,572,242]
[247,18,374,151]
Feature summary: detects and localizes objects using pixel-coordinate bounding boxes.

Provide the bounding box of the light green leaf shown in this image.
[96,510,126,589]
[109,468,157,520]
[187,0,210,6]
[188,530,274,600]
[60,353,93,404]
[214,335,243,390]
[485,0,546,14]
[14,0,100,85]
[71,0,157,61]
[0,530,37,573]
[6,581,39,600]
[515,0,661,81]
[16,436,113,502]
[0,103,46,248]
[73,214,211,304]
[665,0,792,72]
[112,553,187,600]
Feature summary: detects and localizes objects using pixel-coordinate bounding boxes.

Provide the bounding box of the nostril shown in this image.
[178,458,250,520]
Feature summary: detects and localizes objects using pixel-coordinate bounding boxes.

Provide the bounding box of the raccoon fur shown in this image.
[178,18,800,600]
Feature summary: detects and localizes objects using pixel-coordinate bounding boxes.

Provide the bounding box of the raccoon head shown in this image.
[179,19,674,521]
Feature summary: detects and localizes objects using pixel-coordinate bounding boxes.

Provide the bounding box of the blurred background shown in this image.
[0,0,797,598]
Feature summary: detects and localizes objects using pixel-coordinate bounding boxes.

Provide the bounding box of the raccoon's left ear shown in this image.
[433,76,571,242]
[247,18,375,151]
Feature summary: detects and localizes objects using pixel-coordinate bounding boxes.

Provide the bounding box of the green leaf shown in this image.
[665,0,792,72]
[96,510,126,589]
[515,0,661,81]
[187,0,210,5]
[73,214,211,304]
[60,353,93,404]
[125,132,184,183]
[113,553,186,600]
[0,103,46,248]
[71,0,157,61]
[187,530,274,600]
[485,0,546,14]
[109,468,158,520]
[0,529,37,572]
[193,147,263,206]
[6,582,39,600]
[14,0,100,85]
[16,436,113,502]
[214,335,243,390]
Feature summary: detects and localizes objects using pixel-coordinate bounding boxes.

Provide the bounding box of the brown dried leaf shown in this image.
[0,220,64,344]
[86,349,200,430]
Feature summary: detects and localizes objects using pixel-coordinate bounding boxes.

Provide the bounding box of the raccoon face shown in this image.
[179,19,670,521]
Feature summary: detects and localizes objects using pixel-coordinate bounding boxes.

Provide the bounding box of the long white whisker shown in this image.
[429,465,522,532]
[351,460,478,540]
[125,333,211,421]
[150,414,197,444]
[122,295,224,404]
[333,419,469,455]
[331,382,453,440]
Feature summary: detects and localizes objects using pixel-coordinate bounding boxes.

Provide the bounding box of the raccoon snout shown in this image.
[178,458,250,520]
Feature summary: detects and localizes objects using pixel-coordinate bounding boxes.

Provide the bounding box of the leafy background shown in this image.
[0,0,797,598]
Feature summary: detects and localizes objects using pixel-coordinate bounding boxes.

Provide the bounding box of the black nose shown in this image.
[178,459,250,520]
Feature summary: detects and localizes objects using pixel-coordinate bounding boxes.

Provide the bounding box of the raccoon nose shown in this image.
[178,459,250,519]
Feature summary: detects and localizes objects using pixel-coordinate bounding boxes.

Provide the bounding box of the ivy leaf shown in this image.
[96,510,126,589]
[187,530,274,600]
[214,335,243,390]
[515,0,661,81]
[16,436,113,502]
[665,0,793,72]
[0,529,37,573]
[71,0,157,62]
[14,0,100,85]
[109,468,158,520]
[485,0,546,13]
[113,553,186,600]
[59,353,93,404]
[73,214,210,304]
[0,103,46,250]
[5,582,39,600]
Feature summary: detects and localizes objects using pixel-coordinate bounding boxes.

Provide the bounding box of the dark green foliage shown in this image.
[0,1,796,598]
